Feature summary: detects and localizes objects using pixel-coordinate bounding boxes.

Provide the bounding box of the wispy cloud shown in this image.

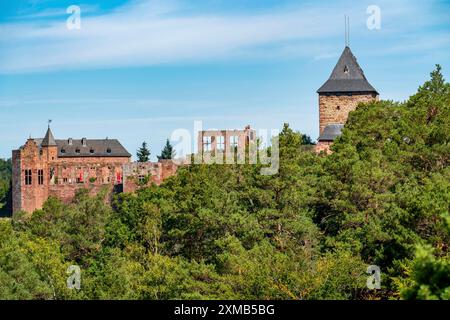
[0,0,448,73]
[12,4,99,20]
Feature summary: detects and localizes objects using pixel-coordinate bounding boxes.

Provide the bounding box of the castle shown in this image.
[12,45,378,214]
[315,46,379,153]
[11,129,178,213]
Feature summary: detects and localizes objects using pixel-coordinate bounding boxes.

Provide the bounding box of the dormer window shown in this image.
[90,148,95,154]
[61,148,66,154]
[106,148,112,154]
[344,65,349,74]
[75,148,80,154]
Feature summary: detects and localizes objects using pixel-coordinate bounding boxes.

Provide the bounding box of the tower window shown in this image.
[38,169,44,185]
[25,169,32,185]
[344,65,349,73]
[336,106,341,111]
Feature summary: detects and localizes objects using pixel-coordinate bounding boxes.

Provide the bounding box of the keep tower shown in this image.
[316,46,379,152]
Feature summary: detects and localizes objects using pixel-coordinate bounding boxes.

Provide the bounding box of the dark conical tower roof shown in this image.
[317,46,378,94]
[41,127,57,147]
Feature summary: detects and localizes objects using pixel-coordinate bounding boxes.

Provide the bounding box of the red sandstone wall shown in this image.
[12,138,131,214]
[315,141,333,154]
[12,140,50,214]
[123,160,179,193]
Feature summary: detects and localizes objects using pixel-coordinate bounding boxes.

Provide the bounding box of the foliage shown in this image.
[0,66,448,300]
[0,158,12,212]
[158,139,175,160]
[137,141,151,162]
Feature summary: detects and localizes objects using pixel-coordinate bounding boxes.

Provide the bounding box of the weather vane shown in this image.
[48,119,52,128]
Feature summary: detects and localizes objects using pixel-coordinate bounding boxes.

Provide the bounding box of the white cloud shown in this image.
[0,0,448,73]
[0,0,351,73]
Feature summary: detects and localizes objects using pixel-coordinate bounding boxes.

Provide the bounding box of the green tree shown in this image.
[158,139,175,160]
[0,158,12,213]
[137,142,151,162]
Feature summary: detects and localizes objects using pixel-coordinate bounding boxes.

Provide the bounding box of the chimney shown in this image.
[68,138,73,145]
[82,138,87,147]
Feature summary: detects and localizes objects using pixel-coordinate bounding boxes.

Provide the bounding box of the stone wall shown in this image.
[319,92,378,134]
[315,141,333,154]
[12,139,50,213]
[123,160,179,193]
[198,126,257,164]
[12,138,131,214]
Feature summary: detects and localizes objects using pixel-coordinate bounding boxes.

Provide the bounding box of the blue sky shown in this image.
[0,0,449,160]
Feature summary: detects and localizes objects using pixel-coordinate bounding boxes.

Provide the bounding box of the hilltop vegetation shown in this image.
[0,66,449,300]
[0,158,12,215]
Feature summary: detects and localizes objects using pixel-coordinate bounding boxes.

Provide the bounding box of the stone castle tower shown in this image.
[315,46,379,152]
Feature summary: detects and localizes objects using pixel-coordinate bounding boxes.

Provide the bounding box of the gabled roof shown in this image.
[317,46,378,94]
[41,127,57,147]
[318,124,344,141]
[54,139,131,158]
[31,137,131,158]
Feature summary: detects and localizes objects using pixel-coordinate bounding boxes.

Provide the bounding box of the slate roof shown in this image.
[318,124,344,142]
[317,46,378,94]
[41,127,57,147]
[30,132,131,158]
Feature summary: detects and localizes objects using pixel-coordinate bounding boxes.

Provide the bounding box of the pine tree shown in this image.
[136,142,151,162]
[158,139,175,160]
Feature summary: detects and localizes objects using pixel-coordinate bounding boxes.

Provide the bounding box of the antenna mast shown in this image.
[344,15,350,47]
[344,15,347,46]
[347,16,350,47]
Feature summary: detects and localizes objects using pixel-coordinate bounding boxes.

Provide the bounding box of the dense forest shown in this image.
[0,66,448,300]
